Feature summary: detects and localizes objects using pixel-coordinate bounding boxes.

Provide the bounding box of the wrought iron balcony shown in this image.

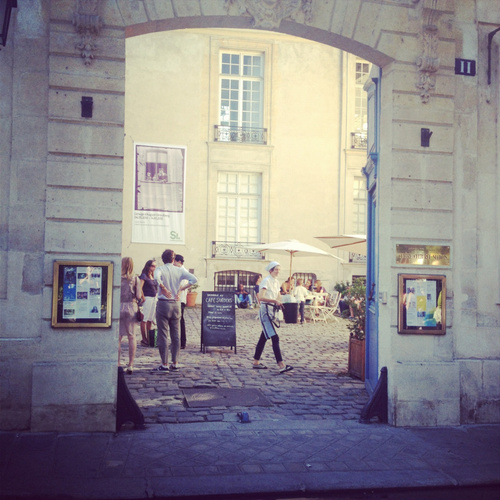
[214,125,267,145]
[351,132,368,149]
[212,241,265,260]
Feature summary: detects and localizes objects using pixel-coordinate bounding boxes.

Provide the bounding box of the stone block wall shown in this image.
[0,0,498,431]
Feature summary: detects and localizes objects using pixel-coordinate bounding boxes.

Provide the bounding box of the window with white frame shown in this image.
[354,60,370,134]
[217,172,261,243]
[218,51,264,142]
[352,177,367,234]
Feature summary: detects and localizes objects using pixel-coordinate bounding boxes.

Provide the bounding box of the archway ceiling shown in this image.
[106,0,444,68]
[125,16,394,67]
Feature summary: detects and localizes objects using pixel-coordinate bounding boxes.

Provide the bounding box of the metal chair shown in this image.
[308,293,329,322]
[320,291,341,322]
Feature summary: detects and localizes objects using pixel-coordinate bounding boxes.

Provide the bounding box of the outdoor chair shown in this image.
[319,291,341,322]
[307,293,329,322]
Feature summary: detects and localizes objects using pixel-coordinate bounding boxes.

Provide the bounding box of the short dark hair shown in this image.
[175,254,184,264]
[161,249,175,264]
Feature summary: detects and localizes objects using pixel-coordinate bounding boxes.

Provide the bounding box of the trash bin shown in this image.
[282,302,298,324]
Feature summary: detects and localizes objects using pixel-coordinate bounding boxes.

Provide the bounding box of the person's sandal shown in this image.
[279,365,294,374]
[252,364,268,369]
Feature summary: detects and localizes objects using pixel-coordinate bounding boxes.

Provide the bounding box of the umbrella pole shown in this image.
[289,252,293,284]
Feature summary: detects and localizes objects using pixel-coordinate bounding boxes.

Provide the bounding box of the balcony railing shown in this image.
[212,241,265,259]
[214,125,267,145]
[351,132,367,149]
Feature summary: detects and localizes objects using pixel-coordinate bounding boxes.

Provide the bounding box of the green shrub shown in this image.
[334,280,351,295]
[345,278,366,340]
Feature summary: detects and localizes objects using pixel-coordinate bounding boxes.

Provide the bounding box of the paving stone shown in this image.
[127,307,369,424]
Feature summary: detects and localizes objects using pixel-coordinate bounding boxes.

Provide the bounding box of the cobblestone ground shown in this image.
[124,306,369,425]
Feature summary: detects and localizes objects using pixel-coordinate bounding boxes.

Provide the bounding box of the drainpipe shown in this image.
[487,27,500,86]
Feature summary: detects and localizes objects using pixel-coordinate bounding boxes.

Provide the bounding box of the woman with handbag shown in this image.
[139,259,158,347]
[119,257,142,374]
[252,261,294,374]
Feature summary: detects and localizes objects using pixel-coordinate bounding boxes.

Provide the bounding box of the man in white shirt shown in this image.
[154,249,197,372]
[173,254,188,349]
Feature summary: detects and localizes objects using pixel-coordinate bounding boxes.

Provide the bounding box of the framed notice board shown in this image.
[398,274,446,335]
[201,291,236,353]
[51,260,113,328]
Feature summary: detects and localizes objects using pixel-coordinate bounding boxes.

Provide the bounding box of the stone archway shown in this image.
[7,0,492,432]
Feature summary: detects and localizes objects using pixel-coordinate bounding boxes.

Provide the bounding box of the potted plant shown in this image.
[346,278,366,381]
[334,280,351,318]
[186,283,199,307]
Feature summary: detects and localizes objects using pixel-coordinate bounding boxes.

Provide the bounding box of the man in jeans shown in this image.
[154,249,197,372]
[173,253,188,349]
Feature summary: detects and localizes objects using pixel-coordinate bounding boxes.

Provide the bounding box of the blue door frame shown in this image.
[362,71,381,394]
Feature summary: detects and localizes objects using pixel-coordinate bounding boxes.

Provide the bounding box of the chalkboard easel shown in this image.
[201,291,237,353]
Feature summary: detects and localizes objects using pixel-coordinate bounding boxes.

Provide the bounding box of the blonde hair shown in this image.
[121,257,134,279]
[297,278,303,285]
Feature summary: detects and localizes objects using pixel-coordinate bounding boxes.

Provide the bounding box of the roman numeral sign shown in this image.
[455,58,476,76]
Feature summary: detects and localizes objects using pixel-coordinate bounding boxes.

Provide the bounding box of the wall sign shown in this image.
[201,291,236,353]
[51,261,113,328]
[455,58,476,76]
[132,143,186,245]
[396,244,450,267]
[398,274,446,335]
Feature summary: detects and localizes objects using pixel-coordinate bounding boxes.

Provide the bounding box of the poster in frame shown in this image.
[51,261,113,328]
[132,143,186,244]
[398,274,446,335]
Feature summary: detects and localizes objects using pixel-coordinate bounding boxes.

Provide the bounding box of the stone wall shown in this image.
[0,0,498,431]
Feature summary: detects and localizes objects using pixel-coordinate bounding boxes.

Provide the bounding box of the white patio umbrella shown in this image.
[248,239,343,282]
[315,235,367,255]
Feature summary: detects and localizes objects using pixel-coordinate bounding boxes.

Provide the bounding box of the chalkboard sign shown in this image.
[201,291,236,353]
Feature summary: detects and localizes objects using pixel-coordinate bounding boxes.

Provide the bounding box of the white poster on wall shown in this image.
[132,143,186,244]
[404,279,437,328]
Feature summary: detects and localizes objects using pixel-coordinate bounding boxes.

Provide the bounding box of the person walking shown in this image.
[139,259,158,347]
[173,254,188,349]
[119,257,142,374]
[252,261,294,374]
[154,249,197,372]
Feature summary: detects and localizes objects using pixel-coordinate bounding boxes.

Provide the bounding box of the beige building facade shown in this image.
[0,0,499,431]
[123,28,367,292]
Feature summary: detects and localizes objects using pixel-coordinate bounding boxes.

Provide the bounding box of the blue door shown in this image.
[362,70,381,394]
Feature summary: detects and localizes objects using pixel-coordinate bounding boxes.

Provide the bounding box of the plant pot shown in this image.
[348,337,365,381]
[186,291,198,307]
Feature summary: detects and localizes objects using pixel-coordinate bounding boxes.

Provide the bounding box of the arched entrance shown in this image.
[7,1,498,432]
[117,3,402,428]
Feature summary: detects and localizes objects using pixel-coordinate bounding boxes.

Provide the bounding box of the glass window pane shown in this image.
[217,172,261,242]
[219,51,264,130]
